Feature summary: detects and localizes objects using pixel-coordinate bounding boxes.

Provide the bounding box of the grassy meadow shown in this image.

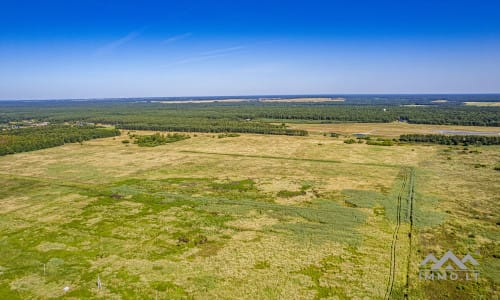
[0,123,498,299]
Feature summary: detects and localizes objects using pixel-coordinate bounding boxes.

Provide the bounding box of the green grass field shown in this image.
[0,124,498,299]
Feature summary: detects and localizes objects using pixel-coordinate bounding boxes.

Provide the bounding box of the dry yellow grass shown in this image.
[288,122,500,137]
[0,125,498,299]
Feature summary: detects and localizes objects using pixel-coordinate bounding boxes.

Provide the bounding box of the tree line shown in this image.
[399,134,500,146]
[0,125,120,156]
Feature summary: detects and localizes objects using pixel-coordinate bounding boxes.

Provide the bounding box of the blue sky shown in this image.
[1,0,499,99]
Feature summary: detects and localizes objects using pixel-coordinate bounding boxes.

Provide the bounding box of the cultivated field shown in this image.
[0,123,498,299]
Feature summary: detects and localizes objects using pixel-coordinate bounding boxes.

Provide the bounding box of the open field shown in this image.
[464,102,500,107]
[81,97,346,105]
[152,99,250,104]
[288,122,500,137]
[0,123,498,299]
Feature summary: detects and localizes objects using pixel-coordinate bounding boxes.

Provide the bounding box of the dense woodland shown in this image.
[0,97,498,138]
[1,99,499,133]
[399,134,500,146]
[0,125,120,156]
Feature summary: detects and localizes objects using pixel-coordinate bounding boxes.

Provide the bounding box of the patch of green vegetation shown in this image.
[342,189,382,208]
[151,281,191,299]
[342,169,445,228]
[276,182,315,198]
[297,255,349,300]
[366,138,395,146]
[133,133,190,147]
[210,179,256,192]
[217,133,240,138]
[254,261,270,269]
[271,200,366,244]
[277,190,306,198]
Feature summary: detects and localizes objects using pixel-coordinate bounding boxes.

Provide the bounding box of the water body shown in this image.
[434,130,500,135]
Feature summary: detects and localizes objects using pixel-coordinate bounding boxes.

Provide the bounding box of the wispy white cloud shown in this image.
[201,46,246,56]
[171,53,230,66]
[166,45,246,67]
[161,32,192,45]
[95,30,142,56]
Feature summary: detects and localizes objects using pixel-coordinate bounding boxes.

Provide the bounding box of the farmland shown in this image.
[0,120,498,299]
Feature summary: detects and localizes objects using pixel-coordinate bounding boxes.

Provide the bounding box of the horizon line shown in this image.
[1,92,500,102]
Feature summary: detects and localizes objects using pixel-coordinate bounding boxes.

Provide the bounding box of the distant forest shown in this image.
[0,95,499,136]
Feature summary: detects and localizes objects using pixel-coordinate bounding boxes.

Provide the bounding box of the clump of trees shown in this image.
[133,133,190,147]
[399,134,500,146]
[0,125,120,156]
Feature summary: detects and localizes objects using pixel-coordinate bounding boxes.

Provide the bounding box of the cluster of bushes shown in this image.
[344,139,357,144]
[323,132,340,137]
[132,133,190,147]
[217,133,240,138]
[399,134,500,146]
[0,125,120,156]
[366,138,394,146]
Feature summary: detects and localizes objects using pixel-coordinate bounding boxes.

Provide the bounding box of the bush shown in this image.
[217,133,240,138]
[277,190,306,198]
[366,139,394,146]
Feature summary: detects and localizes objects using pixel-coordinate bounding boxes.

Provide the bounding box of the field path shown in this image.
[384,168,408,299]
[404,168,415,299]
